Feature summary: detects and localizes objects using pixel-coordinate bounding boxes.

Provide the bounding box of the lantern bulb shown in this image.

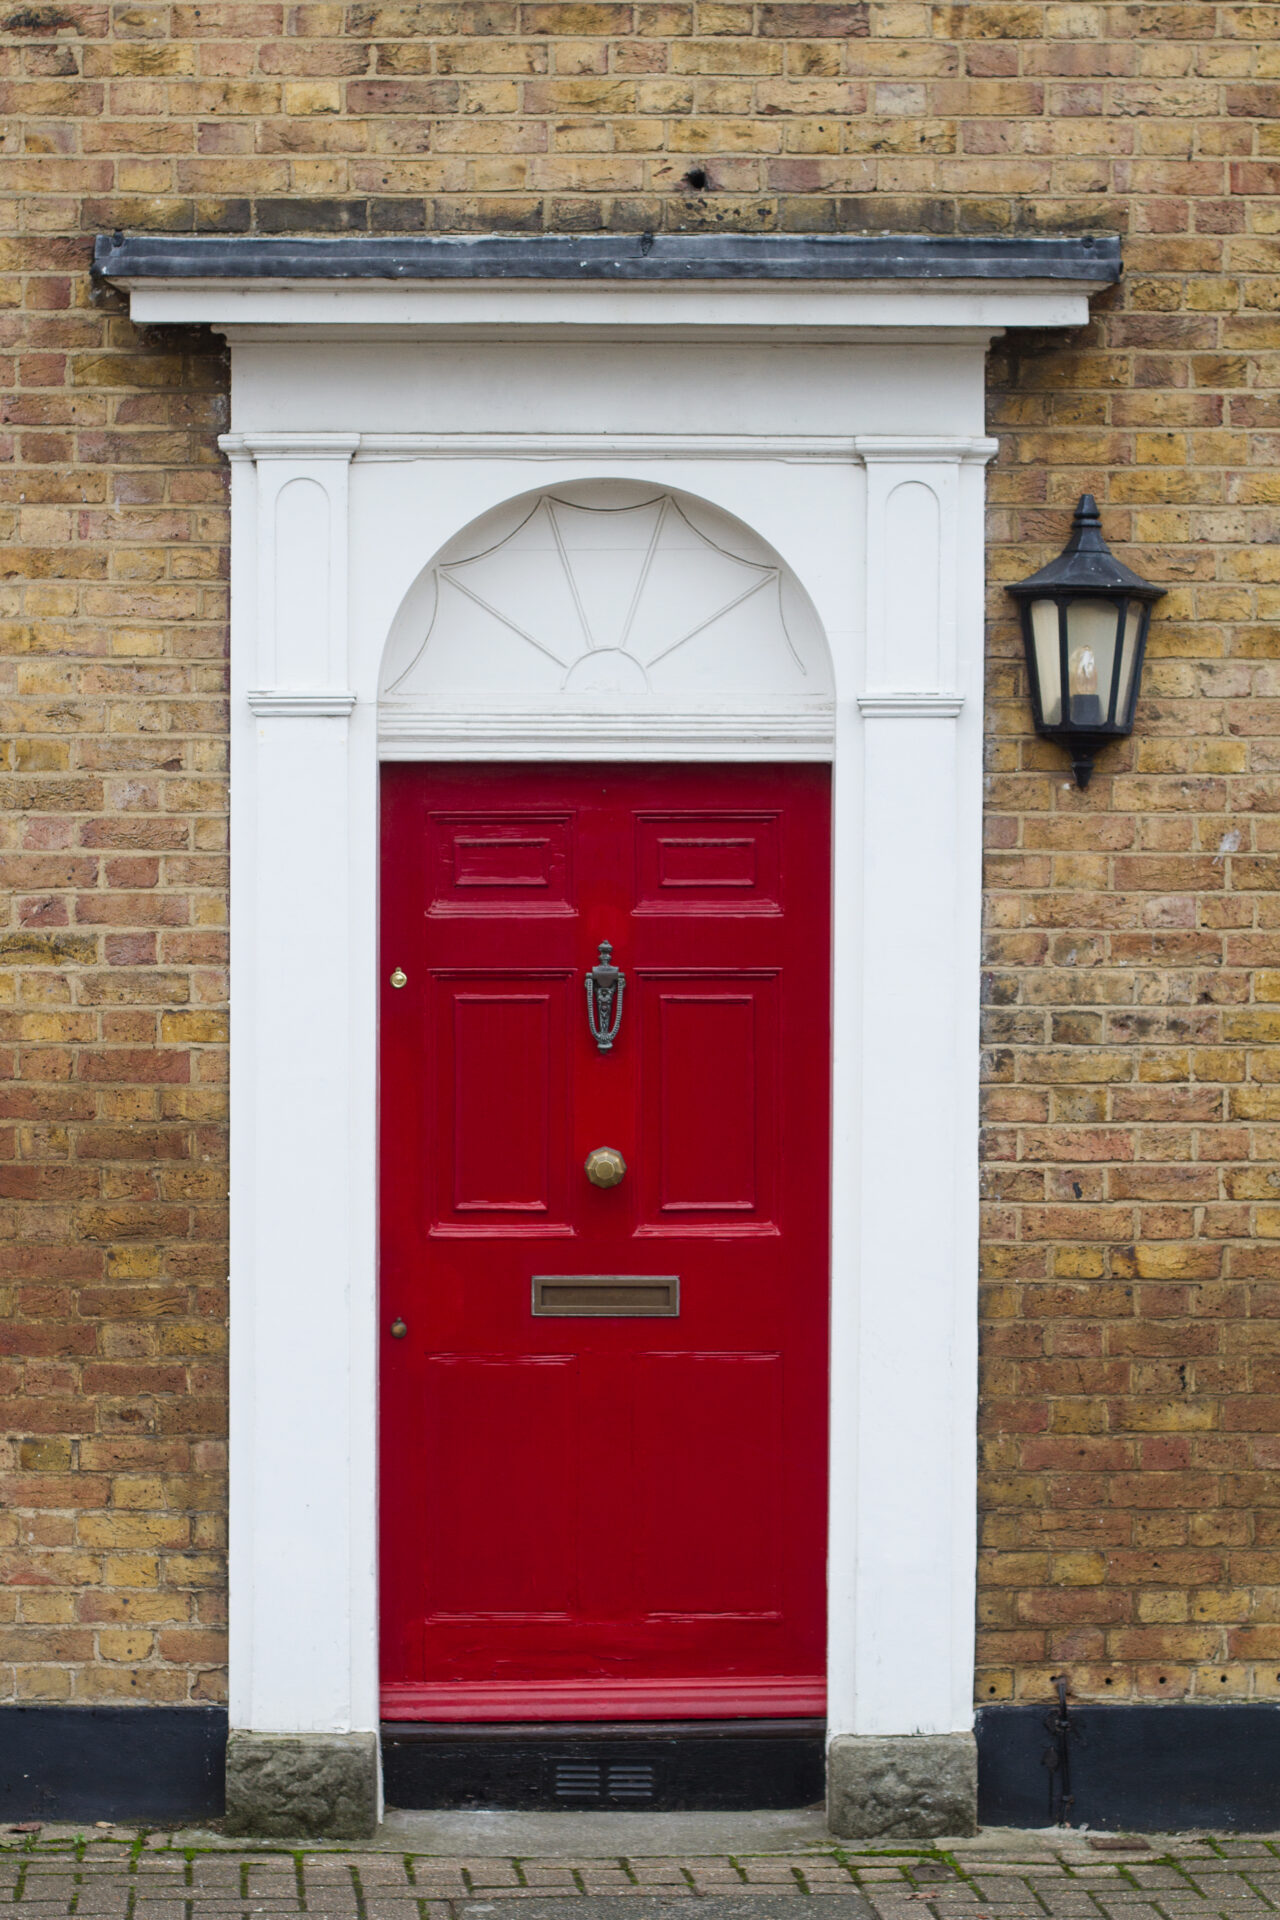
[1069,644,1098,696]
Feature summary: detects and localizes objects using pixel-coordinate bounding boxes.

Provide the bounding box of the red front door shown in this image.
[379,763,831,1722]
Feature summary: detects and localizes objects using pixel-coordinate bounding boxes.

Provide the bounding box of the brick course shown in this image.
[1,0,1279,1709]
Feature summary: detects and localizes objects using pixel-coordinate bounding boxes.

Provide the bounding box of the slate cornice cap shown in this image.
[92,230,1122,286]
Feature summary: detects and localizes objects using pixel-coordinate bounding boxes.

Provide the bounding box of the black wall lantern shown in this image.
[1006,494,1165,788]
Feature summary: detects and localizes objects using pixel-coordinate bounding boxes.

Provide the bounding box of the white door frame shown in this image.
[108,240,1113,1833]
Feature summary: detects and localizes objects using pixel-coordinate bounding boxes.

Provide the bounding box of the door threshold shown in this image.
[382,1719,826,1812]
[376,1806,833,1855]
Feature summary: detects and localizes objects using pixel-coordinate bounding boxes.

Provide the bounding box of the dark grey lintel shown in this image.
[93,230,1121,285]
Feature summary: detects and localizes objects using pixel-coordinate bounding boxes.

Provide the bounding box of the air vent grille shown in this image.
[554,1762,602,1800]
[606,1763,655,1803]
[552,1760,656,1804]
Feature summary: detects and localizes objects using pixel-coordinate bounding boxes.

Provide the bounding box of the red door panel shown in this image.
[634,812,781,912]
[424,1354,581,1619]
[452,993,550,1209]
[430,812,575,915]
[634,1351,783,1617]
[380,763,831,1722]
[437,977,571,1227]
[643,980,777,1224]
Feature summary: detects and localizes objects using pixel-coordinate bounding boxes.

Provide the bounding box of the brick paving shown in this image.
[7,1829,1280,1920]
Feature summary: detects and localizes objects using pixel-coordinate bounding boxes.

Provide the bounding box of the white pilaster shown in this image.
[225,434,379,1741]
[826,435,996,1742]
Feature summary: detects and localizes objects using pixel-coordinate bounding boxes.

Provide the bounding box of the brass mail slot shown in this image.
[532,1276,679,1318]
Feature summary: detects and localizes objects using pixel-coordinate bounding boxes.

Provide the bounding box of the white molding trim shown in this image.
[221,432,362,462]
[856,435,1000,465]
[359,433,857,463]
[130,280,1097,340]
[224,431,1001,468]
[378,707,836,761]
[857,692,964,719]
[249,689,357,718]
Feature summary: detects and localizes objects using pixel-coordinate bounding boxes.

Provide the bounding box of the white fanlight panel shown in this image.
[379,482,834,729]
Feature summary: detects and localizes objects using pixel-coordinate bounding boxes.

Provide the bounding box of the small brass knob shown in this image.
[390,1317,407,1339]
[585,1146,626,1190]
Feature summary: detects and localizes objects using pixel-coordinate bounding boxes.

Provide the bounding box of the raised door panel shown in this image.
[423,1354,579,1620]
[634,1351,782,1618]
[637,975,778,1231]
[634,812,781,915]
[428,811,574,917]
[431,974,572,1233]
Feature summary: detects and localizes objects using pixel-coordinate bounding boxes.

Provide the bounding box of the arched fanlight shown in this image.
[1006,494,1165,788]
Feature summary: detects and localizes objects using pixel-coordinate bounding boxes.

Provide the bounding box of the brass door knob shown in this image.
[584,1146,626,1189]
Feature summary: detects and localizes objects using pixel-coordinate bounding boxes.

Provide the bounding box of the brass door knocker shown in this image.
[585,940,625,1053]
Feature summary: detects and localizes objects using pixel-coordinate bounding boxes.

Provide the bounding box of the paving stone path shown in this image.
[5,1828,1280,1920]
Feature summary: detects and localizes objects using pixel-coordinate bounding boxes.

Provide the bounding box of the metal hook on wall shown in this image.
[1042,1673,1084,1826]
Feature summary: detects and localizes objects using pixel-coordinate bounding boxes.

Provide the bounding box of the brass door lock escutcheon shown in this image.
[584,1146,626,1189]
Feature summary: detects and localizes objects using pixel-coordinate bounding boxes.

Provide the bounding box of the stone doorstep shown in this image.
[0,1823,1255,1861]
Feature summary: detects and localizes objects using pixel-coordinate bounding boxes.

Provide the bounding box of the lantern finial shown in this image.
[1065,493,1105,551]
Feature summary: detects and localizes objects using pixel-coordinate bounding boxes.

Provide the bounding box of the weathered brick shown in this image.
[0,0,1274,1721]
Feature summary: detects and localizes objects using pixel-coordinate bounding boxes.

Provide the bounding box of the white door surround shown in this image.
[103,231,1119,1841]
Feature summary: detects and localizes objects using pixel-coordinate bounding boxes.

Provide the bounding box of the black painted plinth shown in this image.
[382,1720,826,1812]
[0,1705,227,1823]
[13,1701,1280,1829]
[978,1702,1280,1831]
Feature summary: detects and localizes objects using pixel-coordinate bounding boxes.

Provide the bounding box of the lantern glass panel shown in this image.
[1030,597,1063,725]
[1064,597,1123,729]
[1116,598,1144,724]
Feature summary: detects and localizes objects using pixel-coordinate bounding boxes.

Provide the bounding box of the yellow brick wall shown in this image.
[1,0,1278,1707]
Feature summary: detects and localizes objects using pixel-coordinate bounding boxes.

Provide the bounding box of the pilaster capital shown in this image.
[855,435,999,465]
[220,433,361,464]
[247,690,357,718]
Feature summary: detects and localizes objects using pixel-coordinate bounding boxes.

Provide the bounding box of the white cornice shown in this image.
[221,432,1002,466]
[125,281,1096,342]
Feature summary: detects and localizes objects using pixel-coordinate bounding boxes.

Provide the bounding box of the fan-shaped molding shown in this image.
[378,481,835,759]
